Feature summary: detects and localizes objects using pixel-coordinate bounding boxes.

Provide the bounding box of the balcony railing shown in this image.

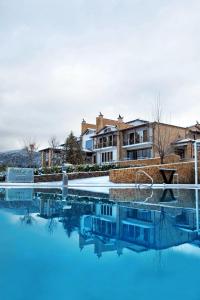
[94,141,117,149]
[123,136,152,146]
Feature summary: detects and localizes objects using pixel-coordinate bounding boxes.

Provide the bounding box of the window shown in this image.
[113,135,117,145]
[144,228,149,242]
[108,135,113,146]
[108,152,113,161]
[99,138,103,148]
[112,223,116,235]
[85,139,93,150]
[143,130,148,142]
[101,204,112,216]
[135,226,140,239]
[138,148,151,158]
[102,220,106,233]
[127,208,138,218]
[129,132,135,144]
[103,136,107,147]
[101,151,113,163]
[137,210,151,221]
[104,128,111,133]
[135,132,140,143]
[129,225,134,237]
[127,150,137,160]
[107,222,111,234]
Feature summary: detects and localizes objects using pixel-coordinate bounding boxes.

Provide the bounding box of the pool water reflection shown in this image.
[0,187,200,300]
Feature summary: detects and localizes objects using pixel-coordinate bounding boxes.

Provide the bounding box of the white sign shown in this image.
[6,168,34,183]
[6,188,33,201]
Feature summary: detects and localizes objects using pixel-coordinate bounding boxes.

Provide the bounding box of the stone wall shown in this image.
[34,171,109,183]
[115,154,180,168]
[109,161,199,184]
[109,188,197,208]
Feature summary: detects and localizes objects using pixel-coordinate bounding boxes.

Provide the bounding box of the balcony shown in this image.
[123,136,153,146]
[94,141,117,149]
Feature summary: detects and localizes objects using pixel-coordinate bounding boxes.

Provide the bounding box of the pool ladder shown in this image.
[135,170,154,189]
[173,173,179,184]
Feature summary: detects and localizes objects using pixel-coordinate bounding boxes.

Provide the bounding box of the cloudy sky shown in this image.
[0,0,199,151]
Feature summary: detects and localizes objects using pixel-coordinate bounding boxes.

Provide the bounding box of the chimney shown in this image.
[81,118,87,134]
[117,114,123,123]
[96,112,104,132]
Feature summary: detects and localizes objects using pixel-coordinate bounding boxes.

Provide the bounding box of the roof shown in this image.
[96,116,131,133]
[81,128,96,136]
[151,121,186,130]
[173,138,194,145]
[117,123,132,130]
[82,149,94,153]
[126,118,149,124]
[39,146,64,152]
[119,122,151,132]
[93,123,132,137]
[187,124,200,133]
[81,122,96,134]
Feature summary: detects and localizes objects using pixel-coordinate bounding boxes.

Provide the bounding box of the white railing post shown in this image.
[62,170,68,187]
[195,189,199,233]
[194,141,198,186]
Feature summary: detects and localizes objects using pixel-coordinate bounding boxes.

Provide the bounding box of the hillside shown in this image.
[0,149,41,168]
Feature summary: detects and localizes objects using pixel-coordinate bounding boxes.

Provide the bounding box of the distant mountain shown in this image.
[0,149,41,168]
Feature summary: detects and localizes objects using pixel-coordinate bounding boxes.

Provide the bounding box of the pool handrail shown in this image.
[135,170,154,189]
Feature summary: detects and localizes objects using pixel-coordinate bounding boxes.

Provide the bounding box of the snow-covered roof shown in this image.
[82,148,93,153]
[173,138,194,145]
[39,146,64,152]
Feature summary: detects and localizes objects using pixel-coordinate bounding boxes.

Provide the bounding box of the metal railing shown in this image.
[94,141,117,149]
[123,136,153,146]
[135,170,154,189]
[135,188,154,203]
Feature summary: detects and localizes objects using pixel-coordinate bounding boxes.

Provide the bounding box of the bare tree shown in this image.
[20,208,36,225]
[24,139,38,168]
[48,135,60,166]
[47,217,58,234]
[152,98,174,164]
[49,136,59,149]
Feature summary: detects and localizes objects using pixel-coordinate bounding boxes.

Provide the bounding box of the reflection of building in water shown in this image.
[6,188,33,202]
[1,187,200,256]
[80,201,199,257]
[38,192,63,219]
[35,188,200,256]
[0,188,39,215]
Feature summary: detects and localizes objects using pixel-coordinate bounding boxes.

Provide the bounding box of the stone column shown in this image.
[41,151,45,167]
[117,131,124,161]
[48,149,52,167]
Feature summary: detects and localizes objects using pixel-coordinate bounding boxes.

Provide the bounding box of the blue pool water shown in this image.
[0,187,200,300]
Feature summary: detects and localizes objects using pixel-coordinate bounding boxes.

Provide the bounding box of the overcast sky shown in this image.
[0,0,200,151]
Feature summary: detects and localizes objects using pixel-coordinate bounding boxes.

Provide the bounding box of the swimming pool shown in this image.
[0,187,200,300]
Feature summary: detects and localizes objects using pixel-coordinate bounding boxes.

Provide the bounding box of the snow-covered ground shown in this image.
[0,176,200,194]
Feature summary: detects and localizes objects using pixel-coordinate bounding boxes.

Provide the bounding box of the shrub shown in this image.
[34,163,131,175]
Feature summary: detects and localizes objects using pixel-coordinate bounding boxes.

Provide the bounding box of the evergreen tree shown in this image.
[64,131,83,165]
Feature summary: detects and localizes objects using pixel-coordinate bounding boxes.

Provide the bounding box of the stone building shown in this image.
[39,146,64,168]
[173,123,200,159]
[80,119,96,164]
[81,114,200,165]
[40,114,200,167]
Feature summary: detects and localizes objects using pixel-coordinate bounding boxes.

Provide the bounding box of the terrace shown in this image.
[123,130,153,146]
[93,135,117,149]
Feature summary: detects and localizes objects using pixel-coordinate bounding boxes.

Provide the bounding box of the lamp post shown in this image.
[194,140,200,186]
[195,188,199,233]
